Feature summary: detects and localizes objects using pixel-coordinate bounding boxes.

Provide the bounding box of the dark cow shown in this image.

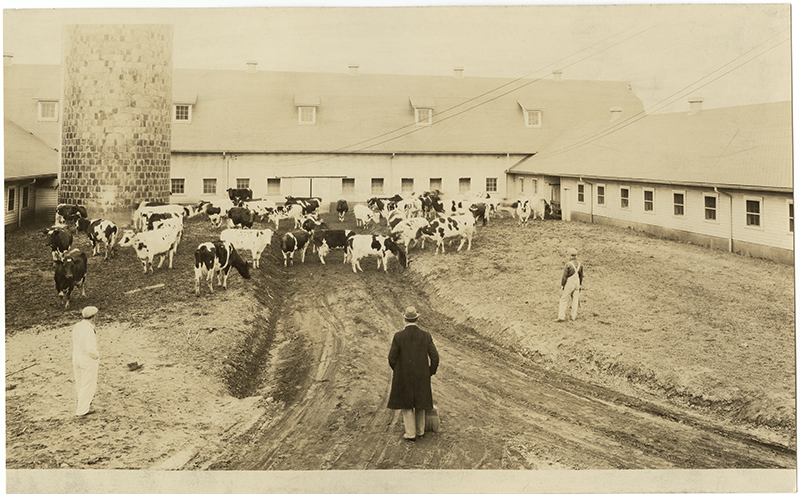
[367,195,403,224]
[54,249,87,308]
[312,229,356,264]
[194,240,251,295]
[280,230,312,267]
[45,226,73,261]
[76,218,118,260]
[145,211,183,231]
[284,196,323,215]
[55,204,88,227]
[336,199,349,222]
[346,234,407,273]
[227,188,254,206]
[469,202,488,227]
[419,190,444,219]
[196,199,236,228]
[226,207,257,229]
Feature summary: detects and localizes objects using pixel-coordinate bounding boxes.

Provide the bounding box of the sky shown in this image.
[1,2,793,114]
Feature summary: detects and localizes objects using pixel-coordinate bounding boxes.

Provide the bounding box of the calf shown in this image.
[281,230,312,267]
[55,204,88,227]
[312,229,355,264]
[76,218,118,260]
[227,206,257,229]
[194,241,251,295]
[54,249,87,308]
[117,223,182,274]
[45,226,74,261]
[419,214,476,254]
[346,234,407,273]
[354,204,379,229]
[220,228,274,268]
[517,200,532,225]
[336,199,349,222]
[227,187,253,206]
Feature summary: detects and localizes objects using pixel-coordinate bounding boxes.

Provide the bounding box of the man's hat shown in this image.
[82,306,98,319]
[567,248,578,257]
[403,306,419,322]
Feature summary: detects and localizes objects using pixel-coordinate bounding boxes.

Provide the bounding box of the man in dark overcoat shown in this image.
[387,306,440,441]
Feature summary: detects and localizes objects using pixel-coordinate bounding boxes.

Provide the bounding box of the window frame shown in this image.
[596,184,606,206]
[577,183,585,204]
[7,186,17,212]
[524,109,542,129]
[532,178,539,196]
[672,190,686,217]
[371,178,384,195]
[38,100,59,122]
[21,186,30,209]
[173,104,192,124]
[236,178,250,190]
[171,178,186,196]
[202,178,217,195]
[401,178,414,194]
[298,106,317,126]
[429,178,442,191]
[620,186,630,210]
[744,195,764,229]
[485,177,498,193]
[643,187,655,213]
[267,178,281,196]
[788,199,794,234]
[415,108,433,127]
[342,178,355,195]
[703,192,718,222]
[458,178,471,194]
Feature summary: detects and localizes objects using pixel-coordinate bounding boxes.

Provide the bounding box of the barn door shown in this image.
[561,187,571,221]
[289,177,312,198]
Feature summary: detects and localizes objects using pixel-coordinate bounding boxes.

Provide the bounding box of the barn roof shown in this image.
[510,101,793,191]
[4,118,59,181]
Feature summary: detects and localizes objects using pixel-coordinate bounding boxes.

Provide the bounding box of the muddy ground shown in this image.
[5,208,796,478]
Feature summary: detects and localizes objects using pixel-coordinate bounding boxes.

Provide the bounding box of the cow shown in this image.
[227,188,253,206]
[284,196,322,216]
[386,208,408,231]
[132,202,188,231]
[391,217,430,261]
[54,249,87,308]
[353,204,379,229]
[55,204,88,227]
[419,214,476,254]
[226,207,257,229]
[530,195,550,221]
[419,190,444,219]
[468,192,501,219]
[281,230,312,267]
[144,211,183,231]
[396,197,423,219]
[469,203,488,227]
[44,226,73,261]
[346,234,407,273]
[367,195,403,224]
[196,198,236,228]
[75,218,118,260]
[194,241,251,295]
[117,222,182,274]
[312,229,355,264]
[220,228,274,268]
[336,199,349,222]
[446,198,473,216]
[241,199,277,221]
[268,204,305,230]
[517,200,532,225]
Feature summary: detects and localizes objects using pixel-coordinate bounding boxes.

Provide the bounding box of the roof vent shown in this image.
[553,70,563,82]
[4,52,13,67]
[246,60,258,74]
[348,64,359,76]
[610,106,623,122]
[454,67,464,79]
[688,97,704,115]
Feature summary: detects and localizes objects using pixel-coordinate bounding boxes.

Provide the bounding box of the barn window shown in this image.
[267,178,281,195]
[486,178,497,193]
[173,104,192,123]
[596,185,606,205]
[171,178,185,195]
[21,186,30,209]
[620,187,630,209]
[402,178,414,194]
[237,178,250,189]
[410,98,436,127]
[532,179,538,195]
[673,192,685,216]
[371,178,384,195]
[643,188,654,212]
[430,178,442,191]
[524,110,542,128]
[203,178,217,195]
[38,101,58,122]
[745,197,762,227]
[298,106,316,125]
[704,194,717,221]
[789,200,794,233]
[459,178,471,194]
[7,186,16,212]
[577,184,585,203]
[342,178,355,195]
[519,178,524,194]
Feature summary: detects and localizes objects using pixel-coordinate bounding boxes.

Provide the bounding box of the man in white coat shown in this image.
[557,248,584,322]
[73,306,100,417]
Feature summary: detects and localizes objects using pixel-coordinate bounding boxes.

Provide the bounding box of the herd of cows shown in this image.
[42,188,552,308]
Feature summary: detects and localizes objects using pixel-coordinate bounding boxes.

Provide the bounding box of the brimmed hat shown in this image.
[82,306,98,319]
[567,248,578,257]
[403,306,419,322]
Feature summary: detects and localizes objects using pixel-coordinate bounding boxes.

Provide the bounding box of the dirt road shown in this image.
[194,254,795,471]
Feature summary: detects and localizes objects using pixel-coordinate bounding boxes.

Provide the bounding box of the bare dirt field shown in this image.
[5,207,796,476]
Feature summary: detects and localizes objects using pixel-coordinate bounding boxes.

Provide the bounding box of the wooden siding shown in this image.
[4,180,40,231]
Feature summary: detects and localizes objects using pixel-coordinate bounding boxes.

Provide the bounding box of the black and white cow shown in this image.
[346,234,407,273]
[367,195,403,224]
[268,204,305,230]
[144,211,183,231]
[55,204,88,227]
[353,204,379,229]
[76,218,118,260]
[336,199,349,222]
[419,191,444,219]
[312,229,356,264]
[280,230,312,267]
[132,202,188,231]
[469,202,488,227]
[54,249,87,308]
[241,199,277,221]
[196,198,236,228]
[44,226,73,261]
[227,188,253,206]
[117,222,183,274]
[284,196,323,216]
[226,206,257,229]
[419,214,476,254]
[194,240,251,295]
[391,217,430,259]
[220,228,274,268]
[517,200,532,225]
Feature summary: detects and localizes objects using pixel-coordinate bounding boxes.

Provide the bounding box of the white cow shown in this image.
[530,195,549,221]
[118,222,183,274]
[353,204,379,229]
[220,228,274,268]
[391,217,430,259]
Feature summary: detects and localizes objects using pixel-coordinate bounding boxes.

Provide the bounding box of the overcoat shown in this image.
[387,324,439,410]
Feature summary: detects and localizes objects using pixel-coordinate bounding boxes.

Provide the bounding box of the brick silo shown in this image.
[60,24,173,227]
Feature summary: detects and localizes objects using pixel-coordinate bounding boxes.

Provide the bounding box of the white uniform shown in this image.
[72,319,99,416]
[558,259,583,321]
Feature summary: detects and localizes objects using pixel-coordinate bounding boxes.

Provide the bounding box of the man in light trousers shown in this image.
[73,306,100,417]
[557,248,584,322]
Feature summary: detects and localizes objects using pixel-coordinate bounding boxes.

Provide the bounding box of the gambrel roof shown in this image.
[510,101,793,192]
